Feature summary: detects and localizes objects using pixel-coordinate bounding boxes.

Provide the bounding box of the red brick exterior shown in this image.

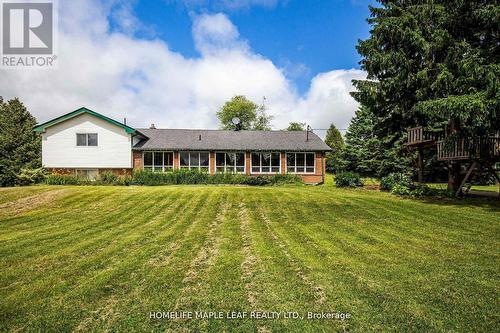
[47,168,132,176]
[131,150,327,184]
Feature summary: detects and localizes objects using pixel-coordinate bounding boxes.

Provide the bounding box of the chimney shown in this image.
[150,124,156,129]
[199,134,202,141]
[123,118,127,125]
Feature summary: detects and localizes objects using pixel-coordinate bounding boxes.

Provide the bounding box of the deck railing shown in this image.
[406,127,442,145]
[437,136,500,161]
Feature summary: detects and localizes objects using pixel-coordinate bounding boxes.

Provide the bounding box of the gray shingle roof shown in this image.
[134,129,332,152]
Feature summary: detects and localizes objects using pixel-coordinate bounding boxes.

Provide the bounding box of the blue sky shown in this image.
[2,0,376,132]
[120,0,375,93]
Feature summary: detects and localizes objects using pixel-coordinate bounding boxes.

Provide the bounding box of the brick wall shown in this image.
[129,150,326,184]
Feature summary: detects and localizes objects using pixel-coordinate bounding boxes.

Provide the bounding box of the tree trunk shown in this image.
[447,118,461,193]
[448,161,462,193]
[417,148,424,183]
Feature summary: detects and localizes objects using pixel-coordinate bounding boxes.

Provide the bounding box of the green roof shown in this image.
[33,107,138,135]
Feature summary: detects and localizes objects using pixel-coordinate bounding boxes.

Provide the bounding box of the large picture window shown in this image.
[286,152,315,174]
[76,133,98,146]
[251,152,280,173]
[143,152,173,172]
[216,152,245,173]
[180,151,209,172]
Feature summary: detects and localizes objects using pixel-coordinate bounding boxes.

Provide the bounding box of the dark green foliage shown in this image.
[335,172,363,188]
[217,95,273,130]
[324,123,345,173]
[16,168,47,186]
[45,169,302,186]
[338,107,382,175]
[0,98,41,186]
[350,0,499,179]
[286,122,305,131]
[98,171,119,184]
[381,172,451,197]
[133,170,301,186]
[380,173,414,192]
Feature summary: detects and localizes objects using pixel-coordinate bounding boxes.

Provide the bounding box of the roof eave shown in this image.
[33,107,138,135]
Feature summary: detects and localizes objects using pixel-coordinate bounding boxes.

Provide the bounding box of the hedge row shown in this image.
[45,169,302,186]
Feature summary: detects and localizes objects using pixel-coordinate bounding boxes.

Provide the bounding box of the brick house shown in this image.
[34,108,332,184]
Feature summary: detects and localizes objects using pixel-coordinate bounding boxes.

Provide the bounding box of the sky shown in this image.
[0,0,376,133]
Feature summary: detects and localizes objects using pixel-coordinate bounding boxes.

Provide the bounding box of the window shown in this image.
[143,152,173,172]
[286,152,315,174]
[76,133,98,146]
[216,152,245,173]
[251,152,280,173]
[75,169,98,180]
[180,151,209,172]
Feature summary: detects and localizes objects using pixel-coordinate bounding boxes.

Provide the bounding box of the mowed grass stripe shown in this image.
[272,190,495,332]
[1,190,184,306]
[105,190,225,332]
[0,188,176,269]
[254,191,349,333]
[242,189,330,333]
[2,189,207,332]
[0,187,125,246]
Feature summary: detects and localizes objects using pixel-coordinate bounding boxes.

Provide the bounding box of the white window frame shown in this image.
[215,152,246,174]
[286,152,316,174]
[76,133,98,147]
[179,151,210,172]
[143,151,174,173]
[250,152,281,174]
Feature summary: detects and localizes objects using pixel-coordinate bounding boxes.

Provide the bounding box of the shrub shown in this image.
[16,168,47,185]
[131,169,302,186]
[335,172,363,188]
[44,169,303,186]
[380,173,414,191]
[46,174,90,185]
[98,171,119,184]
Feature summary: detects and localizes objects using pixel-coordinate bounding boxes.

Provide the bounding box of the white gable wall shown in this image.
[41,113,133,168]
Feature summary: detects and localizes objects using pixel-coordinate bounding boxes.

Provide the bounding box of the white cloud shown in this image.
[0,0,365,135]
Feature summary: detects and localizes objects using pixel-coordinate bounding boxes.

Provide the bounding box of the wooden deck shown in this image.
[437,137,500,161]
[405,127,442,147]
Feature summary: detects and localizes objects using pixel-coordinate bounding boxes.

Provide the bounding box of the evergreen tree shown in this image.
[339,107,382,175]
[352,0,499,190]
[0,98,41,186]
[324,123,345,173]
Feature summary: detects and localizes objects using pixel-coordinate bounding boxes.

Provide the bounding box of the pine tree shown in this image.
[0,98,41,186]
[352,0,499,190]
[324,123,345,173]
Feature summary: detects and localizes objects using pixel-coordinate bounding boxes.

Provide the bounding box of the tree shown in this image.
[217,95,273,130]
[352,0,499,191]
[0,98,41,186]
[252,104,273,131]
[286,122,305,131]
[324,123,345,173]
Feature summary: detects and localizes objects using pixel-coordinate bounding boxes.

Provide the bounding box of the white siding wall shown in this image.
[41,113,133,168]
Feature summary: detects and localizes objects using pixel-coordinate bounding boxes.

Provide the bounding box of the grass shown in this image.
[427,183,499,193]
[0,177,499,332]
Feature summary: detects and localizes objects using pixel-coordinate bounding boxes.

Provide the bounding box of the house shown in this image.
[33,107,332,184]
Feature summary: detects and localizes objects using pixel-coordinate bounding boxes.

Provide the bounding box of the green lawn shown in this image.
[0,180,499,332]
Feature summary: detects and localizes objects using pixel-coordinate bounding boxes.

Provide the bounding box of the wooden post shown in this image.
[447,118,462,193]
[417,148,424,183]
